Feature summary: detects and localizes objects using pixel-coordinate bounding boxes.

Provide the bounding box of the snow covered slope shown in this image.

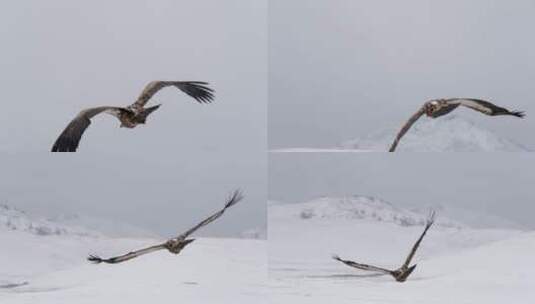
[0,204,96,237]
[3,200,532,303]
[268,197,533,303]
[271,196,463,228]
[46,213,159,238]
[271,116,529,152]
[0,206,268,303]
[340,115,529,152]
[0,237,267,304]
[0,204,158,238]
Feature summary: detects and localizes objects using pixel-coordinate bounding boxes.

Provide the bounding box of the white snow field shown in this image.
[268,196,535,304]
[271,116,530,152]
[3,199,534,303]
[0,205,268,304]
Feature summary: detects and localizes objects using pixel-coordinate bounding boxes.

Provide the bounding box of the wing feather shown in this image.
[132,81,214,109]
[401,210,435,269]
[332,255,393,275]
[51,106,125,152]
[88,243,166,264]
[450,98,525,118]
[178,190,243,240]
[389,105,426,152]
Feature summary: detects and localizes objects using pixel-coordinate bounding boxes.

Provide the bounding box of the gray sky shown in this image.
[0,0,266,237]
[269,153,535,229]
[269,0,535,149]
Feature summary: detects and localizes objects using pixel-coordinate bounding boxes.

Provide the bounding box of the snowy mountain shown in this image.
[0,204,96,237]
[340,115,530,152]
[269,194,527,231]
[47,213,159,238]
[0,204,159,239]
[270,196,463,228]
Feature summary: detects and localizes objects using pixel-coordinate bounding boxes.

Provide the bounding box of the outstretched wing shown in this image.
[449,98,525,118]
[51,107,126,152]
[389,105,426,152]
[401,210,436,269]
[177,190,244,240]
[131,81,214,109]
[332,255,393,275]
[88,243,166,264]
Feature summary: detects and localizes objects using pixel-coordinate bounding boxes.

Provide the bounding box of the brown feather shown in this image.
[51,107,126,152]
[389,106,426,152]
[131,81,214,109]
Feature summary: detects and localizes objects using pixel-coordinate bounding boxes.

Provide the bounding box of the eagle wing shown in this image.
[449,98,525,118]
[332,255,393,275]
[131,81,214,109]
[401,210,435,269]
[51,106,127,152]
[88,243,167,264]
[388,105,426,152]
[87,190,242,265]
[177,190,243,240]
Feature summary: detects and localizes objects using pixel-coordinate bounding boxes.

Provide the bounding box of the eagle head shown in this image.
[424,100,442,117]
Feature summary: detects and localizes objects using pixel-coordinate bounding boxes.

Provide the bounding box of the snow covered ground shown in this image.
[268,196,535,303]
[3,198,534,303]
[271,116,531,152]
[0,206,268,304]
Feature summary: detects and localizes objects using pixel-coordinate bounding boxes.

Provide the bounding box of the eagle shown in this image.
[389,98,525,152]
[51,81,214,152]
[333,211,435,282]
[87,190,243,264]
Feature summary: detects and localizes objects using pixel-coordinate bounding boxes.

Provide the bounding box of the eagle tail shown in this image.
[138,104,161,123]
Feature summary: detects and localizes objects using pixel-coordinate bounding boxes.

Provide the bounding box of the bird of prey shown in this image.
[51,81,214,152]
[333,211,436,282]
[389,98,525,152]
[87,190,243,264]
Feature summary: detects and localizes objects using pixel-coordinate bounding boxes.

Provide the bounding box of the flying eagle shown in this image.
[51,81,214,152]
[87,190,243,264]
[333,211,435,282]
[389,99,525,152]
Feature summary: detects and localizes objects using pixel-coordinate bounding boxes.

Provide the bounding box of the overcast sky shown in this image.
[0,0,266,237]
[269,0,535,149]
[269,153,535,229]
